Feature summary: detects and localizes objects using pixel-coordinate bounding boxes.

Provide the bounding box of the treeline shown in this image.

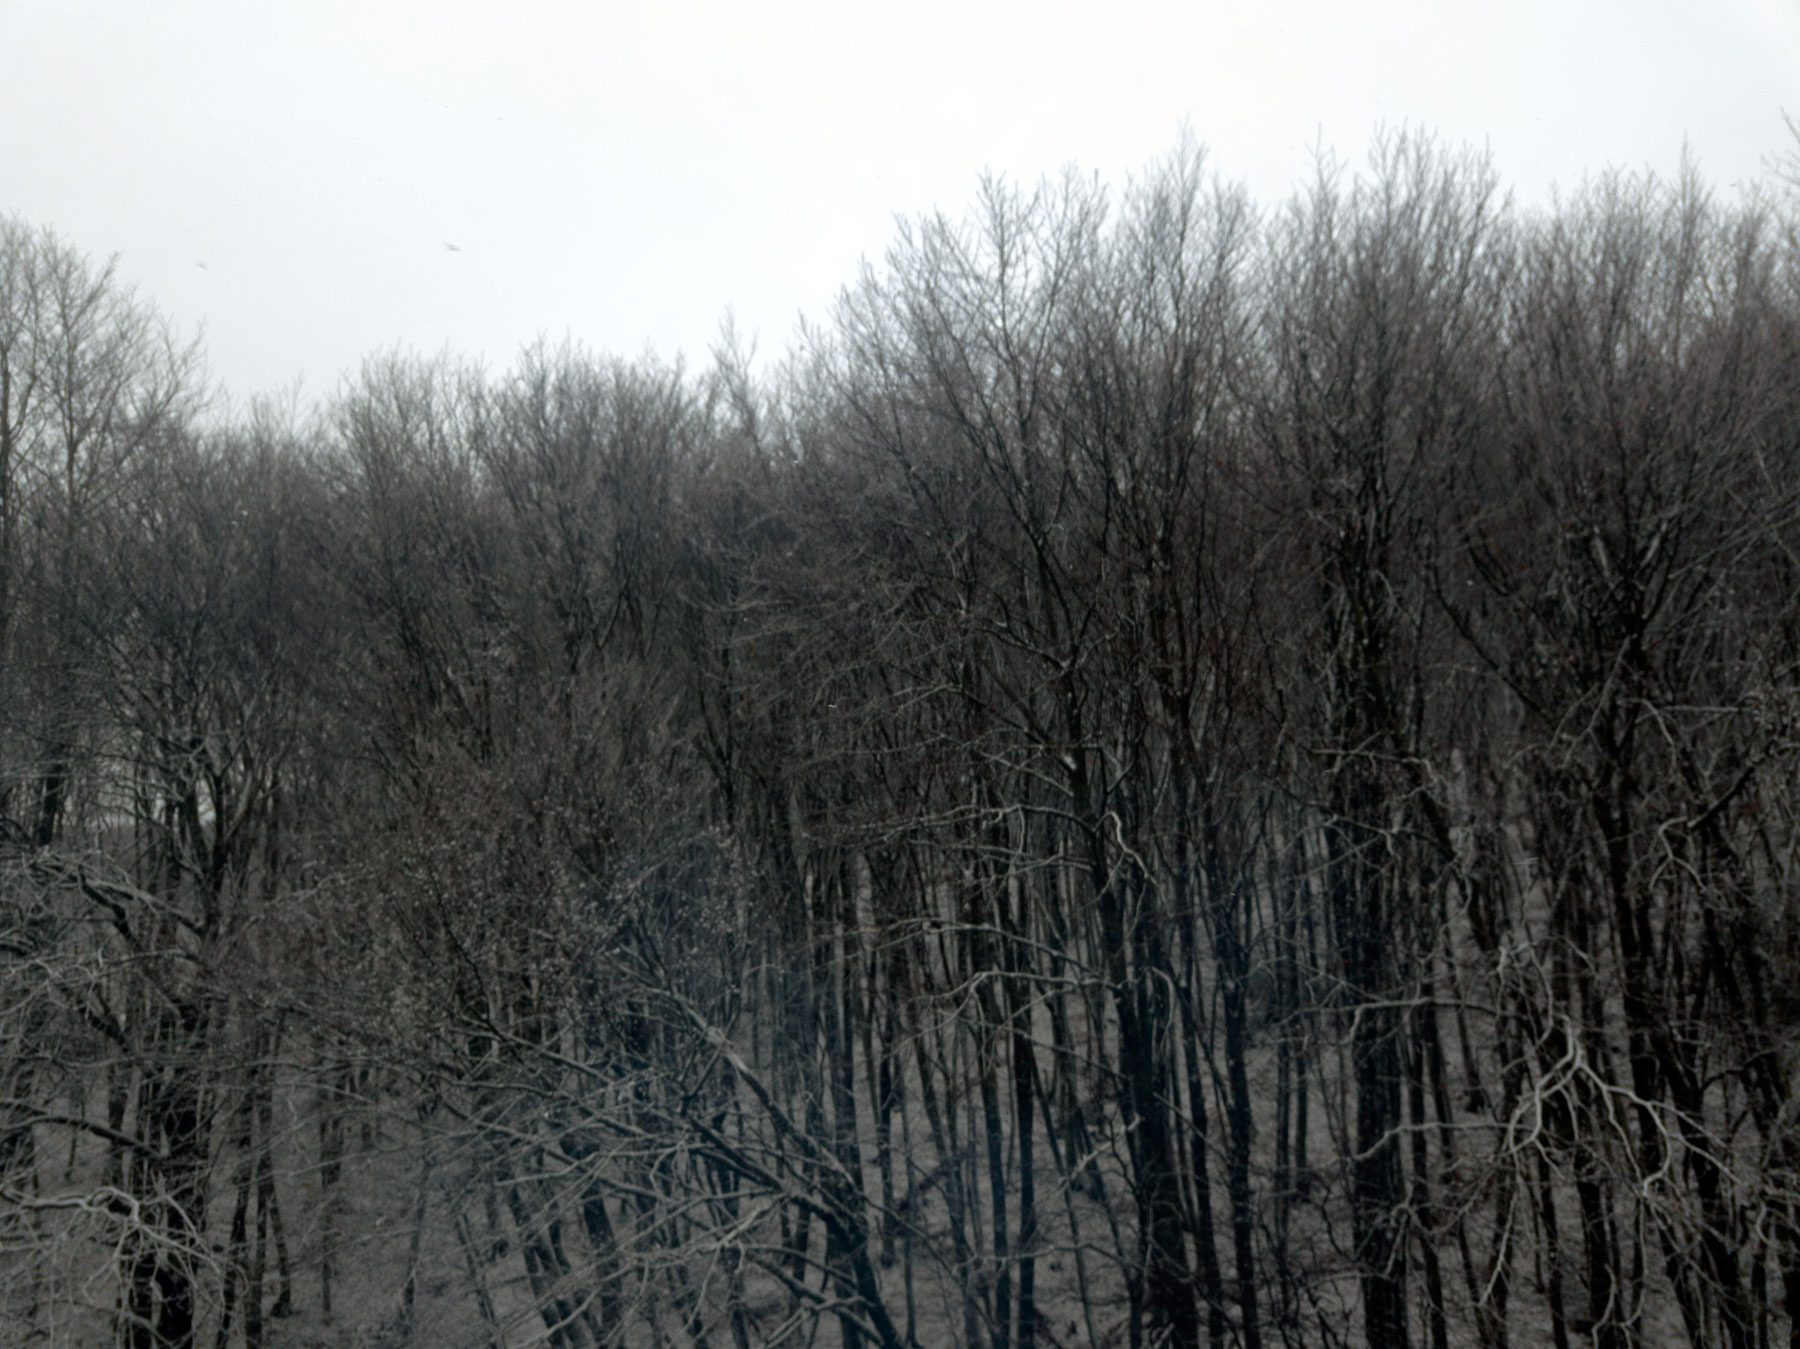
[2,136,1800,1349]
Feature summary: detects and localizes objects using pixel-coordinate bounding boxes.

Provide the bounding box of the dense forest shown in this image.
[2,135,1800,1349]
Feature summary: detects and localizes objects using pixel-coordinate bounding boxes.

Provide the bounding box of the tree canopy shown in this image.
[4,136,1800,1349]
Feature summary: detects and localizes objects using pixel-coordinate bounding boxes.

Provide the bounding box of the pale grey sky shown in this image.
[3,0,1796,405]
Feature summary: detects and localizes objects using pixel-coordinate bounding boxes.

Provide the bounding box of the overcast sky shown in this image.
[3,0,1796,407]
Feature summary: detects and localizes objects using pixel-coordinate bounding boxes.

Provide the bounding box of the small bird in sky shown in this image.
[195,261,208,270]
[444,242,462,252]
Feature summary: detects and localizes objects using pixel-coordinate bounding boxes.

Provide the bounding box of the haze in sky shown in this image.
[3,0,1795,406]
